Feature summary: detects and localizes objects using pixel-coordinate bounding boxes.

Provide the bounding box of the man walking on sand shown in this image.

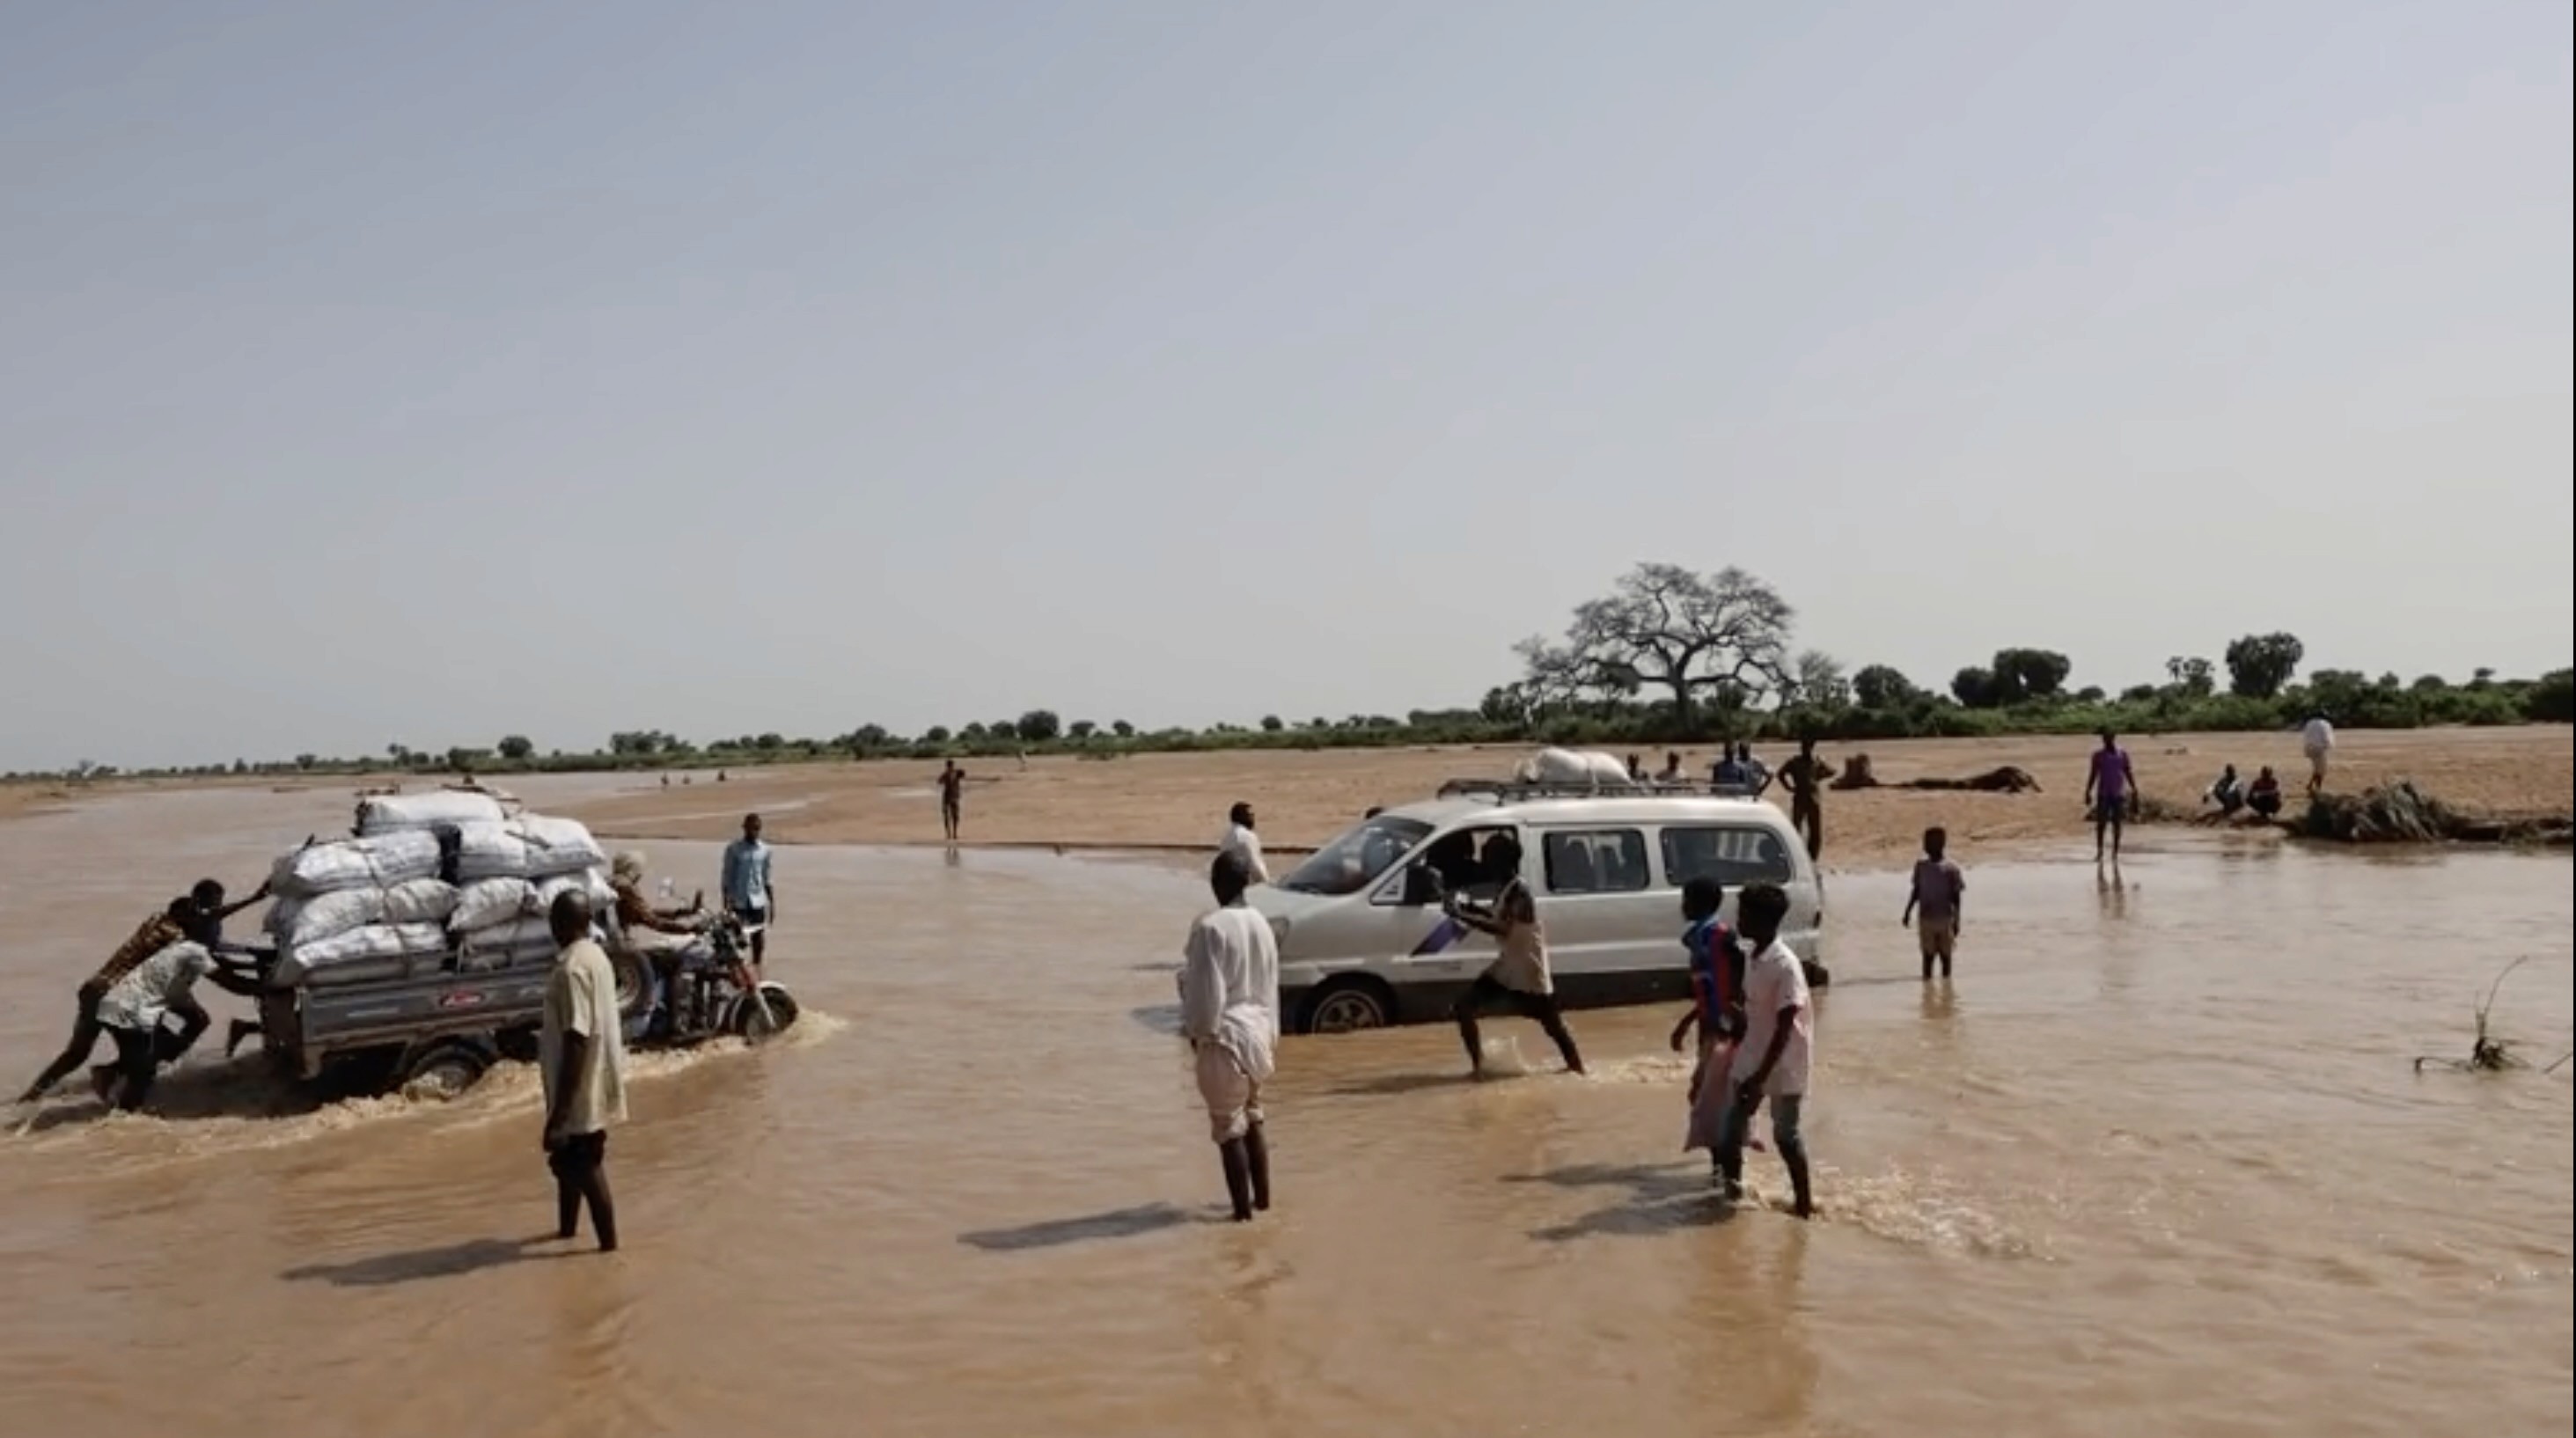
[937,760,967,844]
[2083,730,2139,864]
[1178,852,1281,1222]
[541,891,628,1253]
[1778,738,1833,861]
[2301,714,2336,798]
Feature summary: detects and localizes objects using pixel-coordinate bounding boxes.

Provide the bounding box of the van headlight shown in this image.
[1267,914,1292,947]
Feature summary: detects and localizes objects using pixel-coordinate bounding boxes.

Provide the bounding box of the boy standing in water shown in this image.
[1670,878,1749,1168]
[1714,883,1815,1218]
[1445,834,1586,1079]
[1901,826,1967,980]
[1178,852,1281,1222]
[721,812,775,969]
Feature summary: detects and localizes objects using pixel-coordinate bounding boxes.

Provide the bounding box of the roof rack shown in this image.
[1435,778,1768,803]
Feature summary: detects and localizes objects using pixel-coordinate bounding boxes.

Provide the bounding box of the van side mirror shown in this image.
[1399,863,1442,907]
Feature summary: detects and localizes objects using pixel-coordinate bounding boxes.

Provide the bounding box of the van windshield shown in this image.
[1278,815,1435,896]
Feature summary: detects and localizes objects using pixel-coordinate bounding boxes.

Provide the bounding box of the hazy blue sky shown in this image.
[4,1,2569,770]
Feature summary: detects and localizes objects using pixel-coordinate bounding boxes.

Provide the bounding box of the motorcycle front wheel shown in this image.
[731,985,801,1042]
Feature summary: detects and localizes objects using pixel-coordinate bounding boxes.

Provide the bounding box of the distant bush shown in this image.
[14,661,2569,785]
[2528,670,2575,725]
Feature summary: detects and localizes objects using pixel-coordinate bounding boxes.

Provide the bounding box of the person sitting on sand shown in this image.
[2247,767,2285,818]
[1657,751,1687,785]
[2205,765,2246,818]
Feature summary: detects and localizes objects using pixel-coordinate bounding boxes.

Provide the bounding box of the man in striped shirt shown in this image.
[18,876,267,1104]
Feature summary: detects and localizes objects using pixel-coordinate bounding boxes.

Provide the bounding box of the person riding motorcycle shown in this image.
[609,851,708,1038]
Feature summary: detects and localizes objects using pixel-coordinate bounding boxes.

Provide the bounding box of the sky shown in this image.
[2,0,2569,770]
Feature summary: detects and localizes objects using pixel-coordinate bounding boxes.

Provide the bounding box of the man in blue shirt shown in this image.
[721,813,776,968]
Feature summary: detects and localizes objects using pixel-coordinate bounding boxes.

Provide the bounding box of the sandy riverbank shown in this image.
[548,726,2574,871]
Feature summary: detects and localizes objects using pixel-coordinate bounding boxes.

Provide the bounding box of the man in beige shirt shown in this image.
[541,891,628,1252]
[1444,834,1587,1080]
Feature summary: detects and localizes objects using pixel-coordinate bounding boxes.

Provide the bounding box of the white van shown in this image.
[1248,781,1825,1035]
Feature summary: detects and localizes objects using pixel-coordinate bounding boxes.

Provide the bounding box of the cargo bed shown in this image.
[258,939,647,1090]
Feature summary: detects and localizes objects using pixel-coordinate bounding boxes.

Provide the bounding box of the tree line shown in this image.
[11,564,2568,783]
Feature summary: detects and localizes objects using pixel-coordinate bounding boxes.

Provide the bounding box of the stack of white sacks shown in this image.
[265,789,613,987]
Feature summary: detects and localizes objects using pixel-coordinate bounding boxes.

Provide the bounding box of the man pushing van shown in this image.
[1444,834,1587,1081]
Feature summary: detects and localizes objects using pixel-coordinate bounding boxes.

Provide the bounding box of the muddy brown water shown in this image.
[2,781,2569,1438]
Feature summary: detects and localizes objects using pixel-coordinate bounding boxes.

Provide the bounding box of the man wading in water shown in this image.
[2083,730,2139,865]
[1444,834,1586,1080]
[541,891,629,1253]
[720,812,775,971]
[1178,852,1281,1222]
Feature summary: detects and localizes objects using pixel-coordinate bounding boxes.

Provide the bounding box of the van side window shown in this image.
[1541,830,1649,894]
[1661,825,1795,888]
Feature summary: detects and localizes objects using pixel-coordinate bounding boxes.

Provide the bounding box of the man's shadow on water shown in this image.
[282,1236,582,1288]
[957,1202,1232,1254]
[1506,1161,1741,1243]
[1327,1070,1476,1098]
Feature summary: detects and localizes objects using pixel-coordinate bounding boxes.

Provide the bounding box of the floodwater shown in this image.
[2,784,2569,1438]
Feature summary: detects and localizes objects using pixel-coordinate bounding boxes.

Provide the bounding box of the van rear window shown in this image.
[1661,826,1795,888]
[1540,830,1650,894]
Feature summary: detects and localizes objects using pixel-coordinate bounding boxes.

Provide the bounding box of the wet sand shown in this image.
[554,726,2576,870]
[0,781,2570,1438]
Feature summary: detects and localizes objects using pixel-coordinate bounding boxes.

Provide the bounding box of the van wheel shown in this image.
[1303,978,1395,1035]
[398,1042,491,1101]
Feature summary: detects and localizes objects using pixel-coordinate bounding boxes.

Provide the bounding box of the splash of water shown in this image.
[4,1008,851,1166]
